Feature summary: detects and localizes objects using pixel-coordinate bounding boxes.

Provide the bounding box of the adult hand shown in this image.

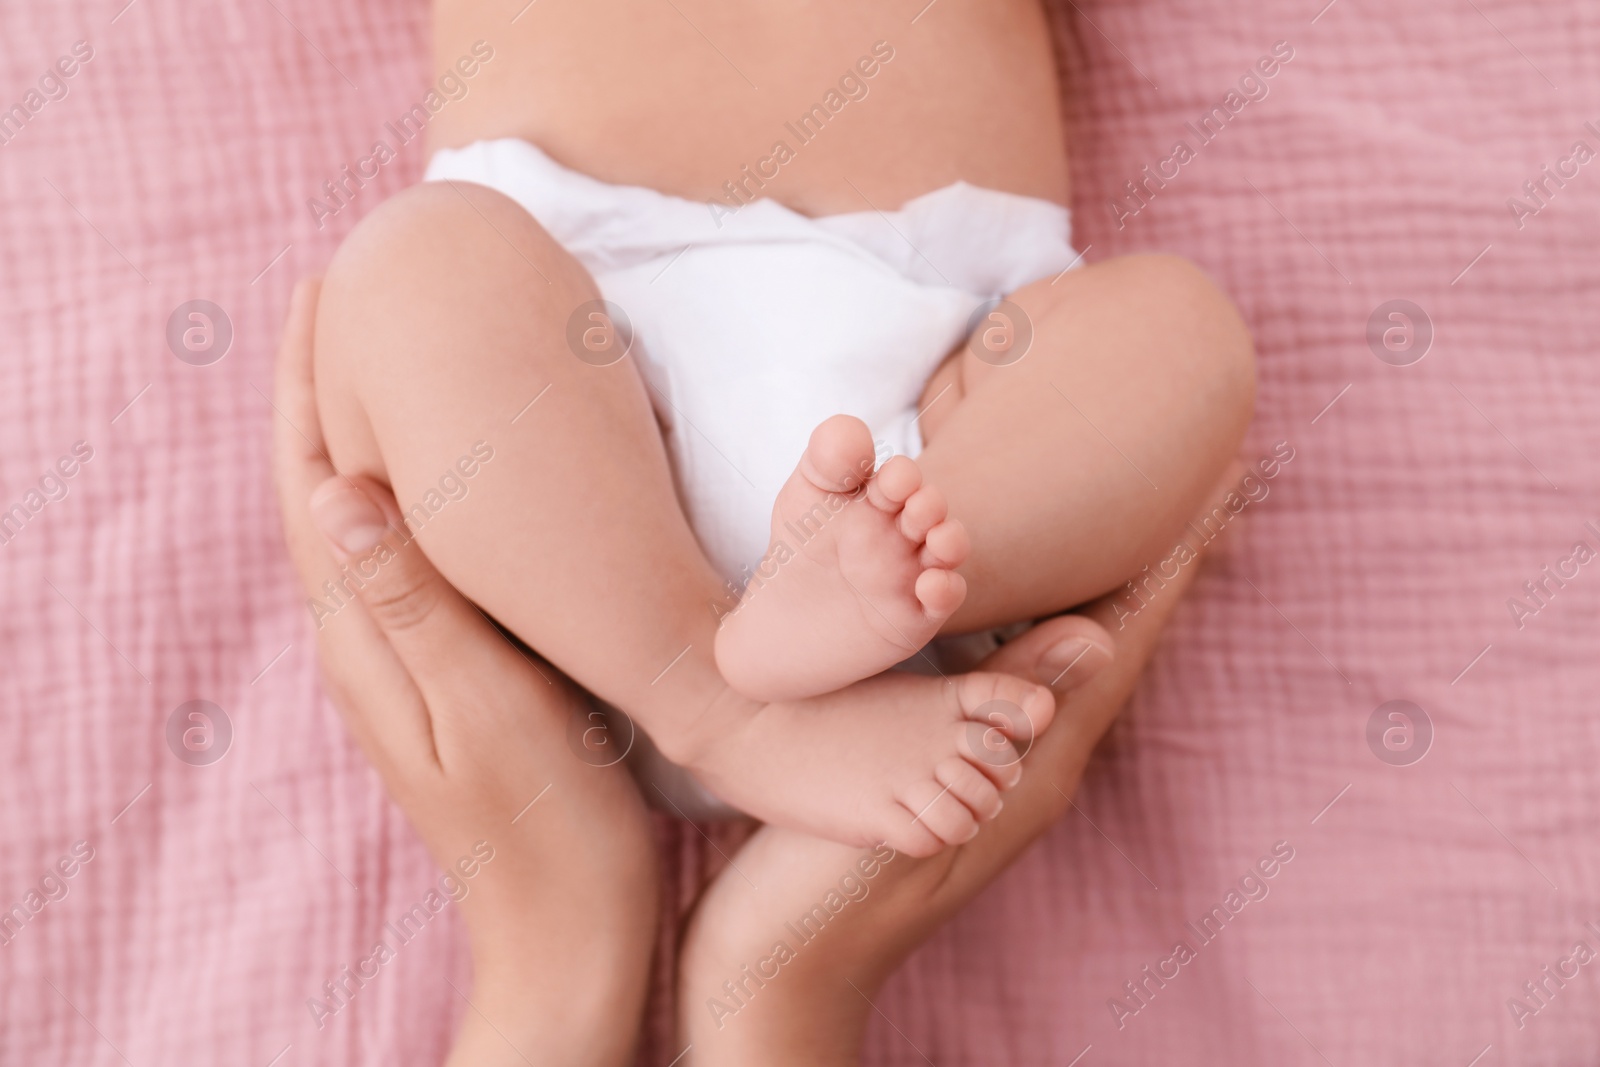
[273,278,658,1067]
[677,468,1242,1065]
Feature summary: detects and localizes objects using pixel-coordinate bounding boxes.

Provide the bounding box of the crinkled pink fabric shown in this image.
[3,0,1597,1064]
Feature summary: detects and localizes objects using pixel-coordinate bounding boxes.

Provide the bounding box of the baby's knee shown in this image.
[1096,253,1256,440]
[315,182,590,385]
[330,180,562,270]
[1145,255,1254,398]
[311,183,594,470]
[321,182,575,323]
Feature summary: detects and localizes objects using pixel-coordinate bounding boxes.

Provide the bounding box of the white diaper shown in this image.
[424,139,1078,585]
[424,139,1080,819]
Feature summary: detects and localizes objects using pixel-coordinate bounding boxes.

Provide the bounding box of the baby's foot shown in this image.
[689,667,1054,857]
[714,415,970,702]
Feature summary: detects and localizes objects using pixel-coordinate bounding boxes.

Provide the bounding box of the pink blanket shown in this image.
[3,0,1596,1062]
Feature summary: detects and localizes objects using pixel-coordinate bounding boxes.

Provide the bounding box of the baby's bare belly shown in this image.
[429,0,1068,216]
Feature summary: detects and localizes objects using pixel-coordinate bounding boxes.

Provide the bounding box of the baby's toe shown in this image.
[915,568,967,621]
[899,778,979,846]
[879,815,945,859]
[960,671,1057,747]
[898,485,948,542]
[956,719,1024,789]
[798,414,877,493]
[920,519,969,568]
[936,756,1004,820]
[866,455,921,513]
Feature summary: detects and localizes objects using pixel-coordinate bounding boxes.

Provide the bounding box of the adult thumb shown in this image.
[308,474,488,683]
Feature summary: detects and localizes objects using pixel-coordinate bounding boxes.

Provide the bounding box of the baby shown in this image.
[310,0,1254,856]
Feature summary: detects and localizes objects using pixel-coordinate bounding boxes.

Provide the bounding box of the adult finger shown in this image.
[943,461,1246,884]
[307,473,540,753]
[270,279,441,777]
[272,279,340,601]
[683,464,1254,1020]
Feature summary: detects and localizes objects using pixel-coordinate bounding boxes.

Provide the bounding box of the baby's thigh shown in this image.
[921,254,1256,450]
[312,181,602,489]
[913,255,1256,626]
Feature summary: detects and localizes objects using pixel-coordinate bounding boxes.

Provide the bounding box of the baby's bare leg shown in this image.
[710,256,1251,703]
[918,254,1256,633]
[678,470,1237,1067]
[313,181,1052,855]
[315,181,732,740]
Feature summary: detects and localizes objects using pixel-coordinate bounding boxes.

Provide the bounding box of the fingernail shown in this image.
[310,481,388,557]
[1040,637,1111,681]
